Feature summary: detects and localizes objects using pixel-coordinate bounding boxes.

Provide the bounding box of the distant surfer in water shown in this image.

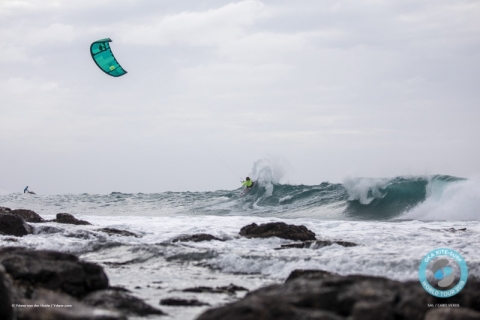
[24,186,36,195]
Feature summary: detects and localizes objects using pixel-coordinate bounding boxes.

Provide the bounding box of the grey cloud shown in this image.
[0,0,479,194]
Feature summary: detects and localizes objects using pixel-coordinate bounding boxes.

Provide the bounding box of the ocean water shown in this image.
[1,174,479,319]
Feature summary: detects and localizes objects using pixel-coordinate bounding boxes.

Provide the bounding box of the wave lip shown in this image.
[342,175,465,220]
[402,176,479,221]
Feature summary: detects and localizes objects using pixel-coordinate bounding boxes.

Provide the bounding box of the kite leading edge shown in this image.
[90,38,127,77]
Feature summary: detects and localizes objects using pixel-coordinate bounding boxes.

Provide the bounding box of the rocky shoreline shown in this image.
[197,270,480,320]
[1,207,479,319]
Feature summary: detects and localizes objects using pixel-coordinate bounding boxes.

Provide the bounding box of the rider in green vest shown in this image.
[242,177,254,188]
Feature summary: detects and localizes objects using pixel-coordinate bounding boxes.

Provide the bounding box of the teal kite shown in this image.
[90,38,127,77]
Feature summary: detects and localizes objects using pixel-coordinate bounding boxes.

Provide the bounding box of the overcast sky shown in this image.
[1,0,479,194]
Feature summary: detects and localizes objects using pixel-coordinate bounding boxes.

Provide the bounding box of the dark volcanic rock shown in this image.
[172,233,223,243]
[11,209,45,223]
[160,298,210,306]
[0,247,108,298]
[0,214,33,237]
[239,222,316,241]
[0,266,14,320]
[197,271,480,320]
[445,228,467,232]
[425,308,480,320]
[352,300,395,320]
[54,213,92,225]
[83,288,165,316]
[97,228,141,238]
[17,288,126,320]
[286,269,338,282]
[278,240,357,250]
[183,284,248,294]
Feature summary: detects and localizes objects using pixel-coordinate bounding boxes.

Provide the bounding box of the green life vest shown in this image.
[243,180,253,187]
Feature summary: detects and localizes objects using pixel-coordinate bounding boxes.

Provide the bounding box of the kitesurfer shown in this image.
[242,177,254,189]
[24,186,28,193]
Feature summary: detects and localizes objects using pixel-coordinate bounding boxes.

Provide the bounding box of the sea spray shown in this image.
[404,177,479,221]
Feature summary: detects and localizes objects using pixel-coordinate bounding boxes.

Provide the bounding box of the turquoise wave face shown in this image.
[229,175,463,220]
[343,177,430,220]
[0,175,466,220]
[130,175,461,220]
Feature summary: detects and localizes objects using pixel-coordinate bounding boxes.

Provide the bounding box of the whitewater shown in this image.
[1,174,479,319]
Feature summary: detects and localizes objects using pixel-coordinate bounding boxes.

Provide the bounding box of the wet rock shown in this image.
[0,247,108,298]
[0,214,33,237]
[97,228,141,238]
[160,298,210,307]
[444,228,467,232]
[352,300,394,320]
[54,213,91,225]
[278,240,357,250]
[425,308,480,320]
[286,269,337,282]
[183,284,248,294]
[0,266,14,320]
[1,238,19,242]
[239,222,316,241]
[212,284,248,294]
[172,233,223,243]
[11,209,45,223]
[83,288,165,316]
[197,271,480,320]
[17,288,126,320]
[0,207,12,214]
[107,285,130,292]
[198,297,342,320]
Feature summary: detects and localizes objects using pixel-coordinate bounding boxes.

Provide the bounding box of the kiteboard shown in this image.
[27,191,36,195]
[239,182,255,197]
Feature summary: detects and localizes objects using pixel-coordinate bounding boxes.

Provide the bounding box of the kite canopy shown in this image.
[90,38,127,77]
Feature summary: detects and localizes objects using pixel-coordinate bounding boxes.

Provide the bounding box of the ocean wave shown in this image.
[0,175,476,221]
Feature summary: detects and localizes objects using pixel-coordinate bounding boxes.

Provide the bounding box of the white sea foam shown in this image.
[404,178,480,221]
[342,177,389,204]
[2,207,479,320]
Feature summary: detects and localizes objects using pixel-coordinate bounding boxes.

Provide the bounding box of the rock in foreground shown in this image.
[0,214,33,237]
[83,289,165,316]
[11,209,45,223]
[183,284,248,294]
[0,247,108,298]
[172,233,223,243]
[0,246,162,319]
[240,222,316,241]
[197,270,480,320]
[54,213,92,225]
[0,266,14,320]
[160,298,209,307]
[17,288,126,320]
[425,308,480,320]
[97,228,141,238]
